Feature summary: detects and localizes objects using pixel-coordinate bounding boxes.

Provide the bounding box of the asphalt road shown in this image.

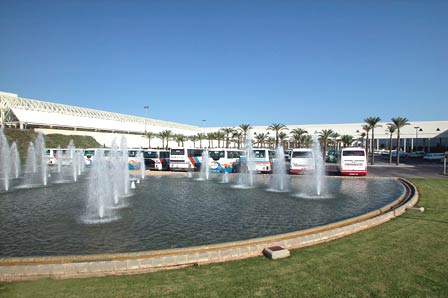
[325,155,448,179]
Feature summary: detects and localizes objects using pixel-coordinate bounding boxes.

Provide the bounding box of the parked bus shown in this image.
[143,149,170,170]
[84,148,143,169]
[235,148,276,173]
[338,147,367,176]
[207,148,245,173]
[46,148,84,166]
[127,149,143,170]
[170,148,204,171]
[289,148,315,174]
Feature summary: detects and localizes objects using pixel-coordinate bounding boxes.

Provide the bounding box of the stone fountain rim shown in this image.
[0,176,418,281]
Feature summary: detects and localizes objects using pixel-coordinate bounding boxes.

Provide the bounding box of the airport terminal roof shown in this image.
[0,91,200,134]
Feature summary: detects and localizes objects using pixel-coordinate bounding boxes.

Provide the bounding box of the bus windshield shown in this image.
[342,150,365,157]
[292,151,313,158]
[171,149,185,155]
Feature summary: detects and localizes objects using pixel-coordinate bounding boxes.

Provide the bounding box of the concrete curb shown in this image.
[0,178,418,281]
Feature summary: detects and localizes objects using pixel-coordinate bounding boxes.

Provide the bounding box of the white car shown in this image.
[409,151,425,158]
[423,153,444,161]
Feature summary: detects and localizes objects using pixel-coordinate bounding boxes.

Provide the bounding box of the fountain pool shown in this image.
[0,173,405,257]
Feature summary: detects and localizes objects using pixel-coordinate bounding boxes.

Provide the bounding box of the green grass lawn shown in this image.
[1,178,447,298]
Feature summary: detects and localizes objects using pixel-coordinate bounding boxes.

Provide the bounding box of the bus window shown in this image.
[171,149,185,155]
[160,151,170,158]
[253,150,266,158]
[209,150,225,161]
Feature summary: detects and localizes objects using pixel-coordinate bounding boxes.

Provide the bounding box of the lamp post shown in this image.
[144,106,149,134]
[202,120,206,148]
[413,126,420,152]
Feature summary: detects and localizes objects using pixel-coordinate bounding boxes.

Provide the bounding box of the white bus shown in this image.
[127,149,144,170]
[289,148,315,175]
[143,149,170,170]
[338,147,367,176]
[208,148,245,173]
[170,148,204,171]
[236,148,276,173]
[84,148,143,169]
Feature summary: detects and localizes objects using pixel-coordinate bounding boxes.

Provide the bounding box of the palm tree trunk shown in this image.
[371,129,375,165]
[365,135,369,163]
[389,134,393,164]
[396,131,401,165]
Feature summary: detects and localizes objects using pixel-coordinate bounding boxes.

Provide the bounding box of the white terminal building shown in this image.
[1,91,447,152]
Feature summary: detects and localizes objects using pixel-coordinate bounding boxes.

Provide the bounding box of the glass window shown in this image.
[128,150,139,157]
[84,150,95,156]
[252,150,266,158]
[209,150,225,160]
[227,151,243,159]
[171,149,185,155]
[342,150,365,156]
[144,151,159,158]
[292,151,313,158]
[188,149,204,157]
[160,151,170,158]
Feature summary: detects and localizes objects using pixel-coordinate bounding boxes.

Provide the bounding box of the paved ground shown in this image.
[326,155,448,179]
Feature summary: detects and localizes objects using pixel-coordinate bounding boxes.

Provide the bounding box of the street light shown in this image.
[144,106,149,134]
[413,126,420,152]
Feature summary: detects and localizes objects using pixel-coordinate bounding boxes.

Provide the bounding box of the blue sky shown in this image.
[0,0,447,127]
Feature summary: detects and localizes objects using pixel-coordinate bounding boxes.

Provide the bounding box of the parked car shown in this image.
[423,153,444,161]
[326,149,338,163]
[409,151,425,158]
[391,150,408,158]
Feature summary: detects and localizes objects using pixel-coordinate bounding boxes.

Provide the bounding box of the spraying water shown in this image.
[120,137,130,195]
[86,149,114,221]
[24,142,37,174]
[10,142,20,179]
[67,140,78,182]
[269,146,289,192]
[0,129,11,191]
[56,146,62,174]
[311,133,325,196]
[199,149,210,180]
[35,133,48,186]
[139,151,146,180]
[221,171,229,183]
[236,137,256,188]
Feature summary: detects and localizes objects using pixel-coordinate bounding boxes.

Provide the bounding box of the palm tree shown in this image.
[278,131,289,148]
[221,127,235,148]
[158,130,173,149]
[290,128,308,148]
[301,134,312,148]
[239,124,253,143]
[362,124,371,161]
[319,129,334,160]
[359,132,366,147]
[330,132,340,150]
[266,137,275,149]
[206,132,215,148]
[144,131,156,149]
[232,131,243,149]
[255,133,268,148]
[215,131,225,148]
[189,135,198,148]
[391,117,410,165]
[174,134,186,147]
[267,123,288,148]
[386,123,396,164]
[364,117,382,165]
[196,133,206,148]
[340,134,354,147]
